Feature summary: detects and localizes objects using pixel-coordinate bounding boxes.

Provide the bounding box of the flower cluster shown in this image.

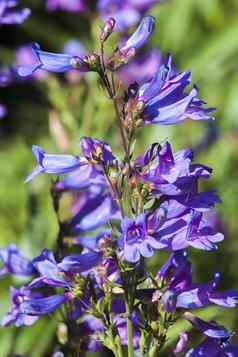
[2,14,238,357]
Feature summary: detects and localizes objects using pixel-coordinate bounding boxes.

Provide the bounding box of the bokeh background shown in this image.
[1,0,238,356]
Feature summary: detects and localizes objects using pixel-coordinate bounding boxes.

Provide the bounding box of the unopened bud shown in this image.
[100,18,116,42]
[57,323,68,345]
[173,332,188,355]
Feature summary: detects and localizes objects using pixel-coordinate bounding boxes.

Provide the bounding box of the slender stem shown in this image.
[103,165,125,217]
[110,72,129,160]
[99,45,129,160]
[126,303,135,357]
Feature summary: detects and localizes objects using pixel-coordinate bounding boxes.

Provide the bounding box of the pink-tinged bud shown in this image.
[57,322,68,345]
[173,331,188,355]
[100,18,116,42]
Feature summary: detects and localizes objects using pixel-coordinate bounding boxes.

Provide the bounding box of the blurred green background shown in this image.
[1,0,238,356]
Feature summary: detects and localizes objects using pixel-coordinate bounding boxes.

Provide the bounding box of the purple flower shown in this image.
[80,137,116,165]
[184,312,233,339]
[26,138,116,182]
[18,43,89,77]
[119,16,155,55]
[68,189,120,233]
[184,313,238,357]
[118,213,164,263]
[186,337,238,357]
[0,0,30,25]
[15,44,47,80]
[25,145,86,182]
[1,286,40,326]
[158,250,188,279]
[160,254,238,311]
[54,165,107,191]
[76,315,104,352]
[0,244,34,277]
[30,249,71,288]
[46,0,85,12]
[136,54,215,125]
[157,209,224,251]
[58,251,102,274]
[138,141,214,201]
[31,249,103,288]
[20,292,71,316]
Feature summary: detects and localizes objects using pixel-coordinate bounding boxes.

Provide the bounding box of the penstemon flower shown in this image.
[2,14,238,357]
[0,0,30,25]
[46,0,85,12]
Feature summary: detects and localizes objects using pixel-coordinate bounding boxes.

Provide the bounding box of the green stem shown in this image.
[126,303,135,357]
[112,95,129,159]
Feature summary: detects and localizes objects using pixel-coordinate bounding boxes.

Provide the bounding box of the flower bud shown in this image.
[100,18,116,42]
[57,323,68,345]
[119,16,155,54]
[173,331,188,355]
